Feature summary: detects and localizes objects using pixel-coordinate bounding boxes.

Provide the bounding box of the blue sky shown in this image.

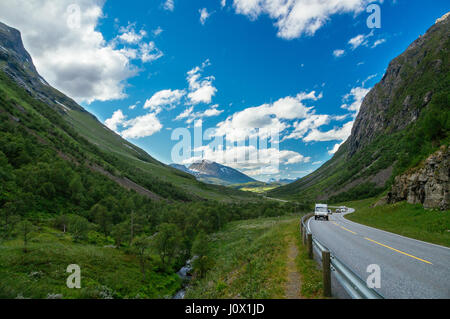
[1,0,449,181]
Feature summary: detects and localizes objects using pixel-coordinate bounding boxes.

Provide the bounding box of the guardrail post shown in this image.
[322,250,331,297]
[307,234,313,259]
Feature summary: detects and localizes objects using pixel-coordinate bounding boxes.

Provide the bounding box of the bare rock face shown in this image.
[388,146,449,210]
[348,12,450,157]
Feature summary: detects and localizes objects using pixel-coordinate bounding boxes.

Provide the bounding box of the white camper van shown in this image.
[314,204,329,221]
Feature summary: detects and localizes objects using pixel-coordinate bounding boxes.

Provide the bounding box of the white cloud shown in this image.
[186,60,217,104]
[348,31,374,50]
[329,141,345,155]
[284,114,330,140]
[152,26,164,37]
[215,91,321,142]
[221,0,227,8]
[182,144,310,176]
[341,86,370,113]
[372,38,386,48]
[128,101,140,110]
[175,106,194,121]
[139,41,164,63]
[144,89,185,113]
[105,109,126,132]
[163,0,174,11]
[121,113,163,139]
[176,104,224,124]
[0,0,164,104]
[232,0,371,39]
[199,8,211,25]
[303,121,354,143]
[117,23,147,44]
[333,49,345,57]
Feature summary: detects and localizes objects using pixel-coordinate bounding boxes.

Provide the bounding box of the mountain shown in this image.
[169,164,194,175]
[171,160,257,186]
[0,21,257,202]
[269,13,449,209]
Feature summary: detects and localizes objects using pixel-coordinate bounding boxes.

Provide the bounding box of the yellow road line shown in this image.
[340,226,357,235]
[364,237,432,265]
[332,221,357,235]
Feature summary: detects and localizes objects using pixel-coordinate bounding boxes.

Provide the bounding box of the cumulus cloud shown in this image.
[139,41,164,63]
[348,31,374,50]
[186,60,217,104]
[333,49,345,57]
[163,0,174,11]
[0,0,163,104]
[105,109,126,132]
[215,91,321,141]
[231,0,371,39]
[199,8,211,25]
[371,38,386,48]
[121,113,163,139]
[144,89,185,113]
[303,121,353,143]
[153,26,164,37]
[117,23,147,44]
[329,141,345,155]
[284,114,330,141]
[182,144,310,176]
[341,86,370,113]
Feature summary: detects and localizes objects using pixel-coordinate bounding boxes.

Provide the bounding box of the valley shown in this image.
[0,8,449,301]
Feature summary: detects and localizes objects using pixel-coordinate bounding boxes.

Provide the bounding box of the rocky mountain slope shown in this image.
[171,160,256,186]
[269,13,449,208]
[0,21,256,202]
[388,145,449,210]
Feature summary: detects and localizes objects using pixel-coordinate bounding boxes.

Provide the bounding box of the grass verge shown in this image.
[185,215,323,299]
[342,198,450,247]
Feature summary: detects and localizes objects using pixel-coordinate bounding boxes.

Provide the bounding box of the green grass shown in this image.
[0,227,181,299]
[342,198,450,247]
[185,215,323,299]
[295,233,324,298]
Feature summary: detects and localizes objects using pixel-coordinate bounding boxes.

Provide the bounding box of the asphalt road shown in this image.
[308,209,450,299]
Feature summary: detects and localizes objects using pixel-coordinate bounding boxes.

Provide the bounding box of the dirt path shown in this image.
[285,239,302,299]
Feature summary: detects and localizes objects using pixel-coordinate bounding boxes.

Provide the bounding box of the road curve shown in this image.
[308,209,450,299]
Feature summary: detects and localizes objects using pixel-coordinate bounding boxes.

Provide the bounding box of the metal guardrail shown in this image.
[300,213,383,299]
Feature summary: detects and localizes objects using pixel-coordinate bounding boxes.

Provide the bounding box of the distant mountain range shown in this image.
[170,160,257,186]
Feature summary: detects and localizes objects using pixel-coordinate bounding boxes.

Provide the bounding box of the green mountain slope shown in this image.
[0,21,256,203]
[269,14,450,203]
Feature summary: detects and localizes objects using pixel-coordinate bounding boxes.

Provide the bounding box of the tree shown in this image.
[69,215,90,242]
[69,175,84,203]
[90,204,112,237]
[132,235,151,281]
[153,223,181,267]
[123,198,136,245]
[1,200,22,240]
[111,222,129,247]
[16,219,35,253]
[191,232,213,278]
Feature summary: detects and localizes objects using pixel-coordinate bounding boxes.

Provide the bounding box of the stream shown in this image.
[172,259,193,299]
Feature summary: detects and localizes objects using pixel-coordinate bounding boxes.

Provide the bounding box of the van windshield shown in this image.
[316,207,328,212]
